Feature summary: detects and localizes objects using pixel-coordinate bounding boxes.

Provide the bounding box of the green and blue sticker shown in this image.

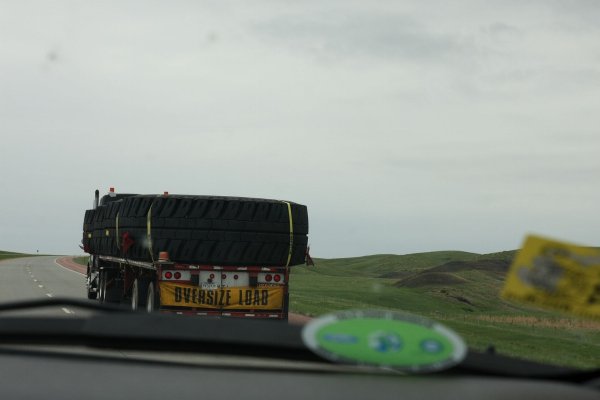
[301,310,467,373]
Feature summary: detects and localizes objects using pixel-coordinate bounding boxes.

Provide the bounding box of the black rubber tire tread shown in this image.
[131,277,150,310]
[118,195,156,229]
[83,209,95,231]
[97,271,105,303]
[146,281,159,312]
[119,195,308,235]
[101,270,123,304]
[86,261,98,300]
[86,276,97,300]
[89,205,107,255]
[84,194,308,266]
[118,228,307,266]
[92,205,107,229]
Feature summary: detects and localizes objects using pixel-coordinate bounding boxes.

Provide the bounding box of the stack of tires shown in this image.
[82,195,309,266]
[81,209,95,252]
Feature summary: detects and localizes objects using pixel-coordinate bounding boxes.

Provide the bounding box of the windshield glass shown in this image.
[0,1,598,371]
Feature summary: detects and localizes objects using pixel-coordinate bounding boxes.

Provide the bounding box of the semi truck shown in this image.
[82,188,309,320]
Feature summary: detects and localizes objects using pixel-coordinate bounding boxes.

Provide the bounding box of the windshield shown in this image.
[0,1,598,372]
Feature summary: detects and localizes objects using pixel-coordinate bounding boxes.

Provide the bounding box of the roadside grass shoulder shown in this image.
[73,256,89,266]
[289,250,599,369]
[441,318,600,369]
[0,251,32,261]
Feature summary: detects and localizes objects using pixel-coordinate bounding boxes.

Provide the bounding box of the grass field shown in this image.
[0,250,32,261]
[289,252,600,369]
[73,256,89,266]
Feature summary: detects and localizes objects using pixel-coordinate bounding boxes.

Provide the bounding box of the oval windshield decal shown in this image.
[302,310,467,373]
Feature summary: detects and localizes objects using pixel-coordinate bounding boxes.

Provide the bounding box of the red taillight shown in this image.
[174,271,181,280]
[209,273,215,279]
[221,274,227,280]
[265,274,272,282]
[274,274,281,282]
[234,274,239,280]
[164,271,173,279]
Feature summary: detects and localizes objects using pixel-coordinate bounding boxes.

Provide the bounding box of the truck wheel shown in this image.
[146,282,159,312]
[86,264,97,300]
[100,269,123,304]
[131,277,149,311]
[87,280,97,300]
[98,271,106,303]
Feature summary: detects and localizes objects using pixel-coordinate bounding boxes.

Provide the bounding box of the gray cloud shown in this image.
[1,1,599,257]
[253,12,467,63]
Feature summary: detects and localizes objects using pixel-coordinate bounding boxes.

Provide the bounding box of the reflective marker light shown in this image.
[274,274,281,282]
[234,274,239,280]
[209,273,215,279]
[164,271,173,279]
[221,274,227,280]
[174,271,181,280]
[265,274,272,282]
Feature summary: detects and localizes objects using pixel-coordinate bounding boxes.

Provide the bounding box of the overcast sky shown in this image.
[1,1,599,257]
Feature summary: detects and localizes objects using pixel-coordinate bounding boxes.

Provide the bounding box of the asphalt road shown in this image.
[0,255,311,324]
[0,255,88,316]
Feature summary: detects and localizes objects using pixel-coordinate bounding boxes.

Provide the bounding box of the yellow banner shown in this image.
[159,282,284,310]
[501,235,600,319]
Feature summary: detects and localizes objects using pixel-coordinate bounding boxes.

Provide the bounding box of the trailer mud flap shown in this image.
[159,282,284,310]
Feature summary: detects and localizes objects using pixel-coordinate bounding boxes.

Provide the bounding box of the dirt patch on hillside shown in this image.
[379,271,413,279]
[382,258,509,280]
[394,272,467,288]
[429,259,509,274]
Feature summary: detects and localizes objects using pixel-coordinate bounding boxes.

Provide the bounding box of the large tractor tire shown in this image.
[84,194,309,266]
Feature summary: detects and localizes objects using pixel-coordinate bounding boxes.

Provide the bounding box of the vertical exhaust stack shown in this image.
[93,189,99,209]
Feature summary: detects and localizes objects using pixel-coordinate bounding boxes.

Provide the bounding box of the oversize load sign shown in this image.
[501,235,600,319]
[160,282,284,310]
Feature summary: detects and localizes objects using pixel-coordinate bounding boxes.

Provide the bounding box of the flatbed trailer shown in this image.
[88,254,290,320]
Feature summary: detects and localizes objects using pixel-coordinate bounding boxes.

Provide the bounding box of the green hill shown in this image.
[308,251,480,277]
[290,249,600,369]
[291,250,521,317]
[0,250,31,261]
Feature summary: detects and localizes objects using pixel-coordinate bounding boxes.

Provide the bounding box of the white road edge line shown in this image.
[61,307,73,314]
[53,258,86,277]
